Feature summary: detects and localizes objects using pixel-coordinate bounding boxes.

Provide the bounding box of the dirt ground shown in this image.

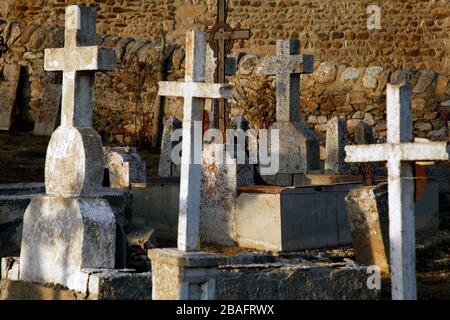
[1,131,450,300]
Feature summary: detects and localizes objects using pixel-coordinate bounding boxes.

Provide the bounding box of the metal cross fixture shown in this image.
[208,0,251,136]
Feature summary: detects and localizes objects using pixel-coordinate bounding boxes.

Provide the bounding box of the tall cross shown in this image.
[262,40,313,122]
[208,0,250,136]
[44,5,115,128]
[158,31,233,252]
[345,83,449,300]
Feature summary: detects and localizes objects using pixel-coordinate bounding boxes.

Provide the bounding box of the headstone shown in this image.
[353,122,375,145]
[345,83,449,300]
[158,116,182,177]
[33,75,62,136]
[104,147,146,189]
[325,116,351,175]
[158,31,233,252]
[345,183,390,276]
[19,5,117,293]
[261,40,320,185]
[0,64,20,131]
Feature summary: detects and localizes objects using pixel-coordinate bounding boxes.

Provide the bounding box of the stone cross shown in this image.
[158,31,233,252]
[44,5,115,127]
[262,40,313,123]
[208,0,250,135]
[345,83,449,300]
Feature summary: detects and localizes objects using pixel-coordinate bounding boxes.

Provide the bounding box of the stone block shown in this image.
[158,116,182,177]
[263,121,320,179]
[33,82,62,136]
[19,196,116,293]
[216,262,379,300]
[0,64,20,131]
[324,117,351,175]
[86,269,152,300]
[148,249,225,300]
[104,147,146,189]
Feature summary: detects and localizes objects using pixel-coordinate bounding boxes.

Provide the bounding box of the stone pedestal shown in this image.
[19,196,116,293]
[262,122,320,186]
[148,249,226,300]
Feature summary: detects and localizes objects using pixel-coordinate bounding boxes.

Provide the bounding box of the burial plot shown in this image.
[0,64,20,131]
[261,40,320,186]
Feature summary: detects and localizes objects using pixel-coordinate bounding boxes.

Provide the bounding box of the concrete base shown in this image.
[236,180,439,252]
[148,248,226,300]
[1,257,151,300]
[0,183,132,258]
[19,196,116,293]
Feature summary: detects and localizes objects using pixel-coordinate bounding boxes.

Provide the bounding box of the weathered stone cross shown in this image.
[345,83,449,300]
[44,5,115,128]
[158,31,233,252]
[262,40,313,122]
[208,0,250,135]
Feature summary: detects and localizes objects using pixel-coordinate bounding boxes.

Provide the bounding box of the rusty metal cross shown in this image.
[208,0,251,136]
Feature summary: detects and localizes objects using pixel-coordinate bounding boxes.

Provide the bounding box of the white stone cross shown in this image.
[44,5,116,128]
[158,31,233,252]
[345,83,449,300]
[262,40,313,122]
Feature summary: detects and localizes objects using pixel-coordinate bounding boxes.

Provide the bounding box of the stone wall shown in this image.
[1,0,449,73]
[1,18,449,146]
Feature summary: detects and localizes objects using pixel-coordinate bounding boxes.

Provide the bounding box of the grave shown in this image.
[33,74,62,136]
[104,147,146,189]
[0,64,20,131]
[260,39,320,186]
[0,5,151,299]
[345,83,449,300]
[158,116,181,177]
[325,116,351,175]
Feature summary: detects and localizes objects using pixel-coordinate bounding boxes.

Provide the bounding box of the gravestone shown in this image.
[104,147,146,188]
[325,116,351,175]
[150,31,233,301]
[157,31,233,252]
[345,83,449,300]
[0,64,20,131]
[261,40,320,185]
[19,5,117,293]
[158,116,182,177]
[33,75,62,136]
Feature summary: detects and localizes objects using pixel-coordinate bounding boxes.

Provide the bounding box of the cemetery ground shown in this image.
[1,129,450,300]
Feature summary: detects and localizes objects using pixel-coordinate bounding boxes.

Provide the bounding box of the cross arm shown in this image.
[345,144,389,163]
[213,29,250,41]
[346,142,449,163]
[45,46,116,72]
[158,81,233,99]
[261,54,314,76]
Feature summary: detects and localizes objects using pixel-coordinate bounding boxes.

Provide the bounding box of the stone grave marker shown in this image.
[0,64,20,130]
[345,83,449,300]
[33,74,62,136]
[325,116,351,175]
[158,116,182,177]
[261,40,320,185]
[158,31,233,252]
[19,5,117,293]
